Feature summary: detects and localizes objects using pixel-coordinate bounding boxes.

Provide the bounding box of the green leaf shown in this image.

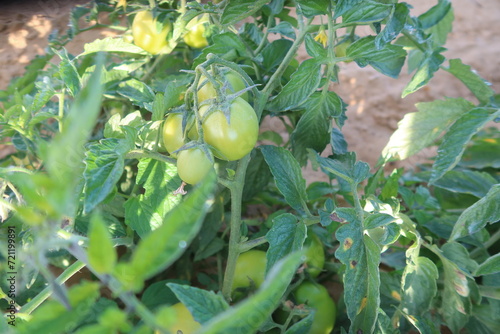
[266,58,322,111]
[167,283,229,324]
[87,212,117,274]
[449,184,500,241]
[55,48,81,97]
[442,242,478,275]
[261,146,309,214]
[375,3,410,48]
[460,129,500,169]
[262,39,294,73]
[334,0,368,19]
[79,37,148,57]
[124,159,182,237]
[429,245,471,332]
[296,0,329,17]
[402,50,446,98]
[243,149,272,201]
[221,0,270,26]
[318,153,370,184]
[382,98,474,160]
[331,128,348,155]
[364,213,397,230]
[399,311,440,334]
[475,254,500,276]
[431,108,499,183]
[265,213,306,273]
[401,256,439,316]
[418,0,451,29]
[198,252,304,334]
[335,209,381,333]
[291,91,344,165]
[42,57,104,218]
[445,59,495,105]
[346,36,406,78]
[128,172,215,283]
[193,32,248,67]
[427,6,454,47]
[375,308,400,334]
[305,35,327,59]
[419,170,497,198]
[285,312,314,334]
[117,79,155,112]
[83,138,132,214]
[342,1,392,25]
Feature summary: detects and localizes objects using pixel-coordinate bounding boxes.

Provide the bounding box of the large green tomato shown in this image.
[162,113,184,157]
[165,303,201,334]
[232,250,267,294]
[199,97,258,161]
[197,71,248,103]
[184,14,209,49]
[176,147,212,184]
[295,282,336,334]
[132,10,171,55]
[304,229,325,278]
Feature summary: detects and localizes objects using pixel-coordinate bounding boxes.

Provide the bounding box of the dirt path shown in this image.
[1,0,498,176]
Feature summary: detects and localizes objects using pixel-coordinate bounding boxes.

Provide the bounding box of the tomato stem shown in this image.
[221,154,250,300]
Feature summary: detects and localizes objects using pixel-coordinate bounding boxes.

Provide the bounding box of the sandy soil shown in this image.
[1,0,499,179]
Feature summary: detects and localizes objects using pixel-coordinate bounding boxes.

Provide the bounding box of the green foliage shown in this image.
[0,0,499,333]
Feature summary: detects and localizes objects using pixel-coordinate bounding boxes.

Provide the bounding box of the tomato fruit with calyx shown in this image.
[304,229,325,278]
[165,303,201,334]
[294,281,336,334]
[132,10,171,55]
[176,147,212,184]
[198,97,258,161]
[197,71,248,103]
[232,250,267,294]
[184,14,209,49]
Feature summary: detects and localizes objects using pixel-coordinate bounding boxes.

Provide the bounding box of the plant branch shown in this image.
[221,154,251,300]
[19,260,86,315]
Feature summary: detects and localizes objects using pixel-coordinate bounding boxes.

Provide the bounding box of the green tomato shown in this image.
[132,10,171,55]
[184,14,209,49]
[162,113,184,157]
[176,147,212,184]
[199,97,258,161]
[304,229,325,278]
[334,40,352,62]
[197,71,248,103]
[232,250,267,294]
[164,303,201,334]
[295,282,337,334]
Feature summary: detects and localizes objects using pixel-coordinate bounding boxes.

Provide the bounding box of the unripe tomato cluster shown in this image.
[161,70,258,185]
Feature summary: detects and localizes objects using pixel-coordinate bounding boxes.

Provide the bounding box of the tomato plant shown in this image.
[199,97,258,161]
[295,281,337,334]
[1,1,499,333]
[132,10,172,55]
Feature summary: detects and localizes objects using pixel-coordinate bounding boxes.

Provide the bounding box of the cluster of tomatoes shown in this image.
[162,70,258,185]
